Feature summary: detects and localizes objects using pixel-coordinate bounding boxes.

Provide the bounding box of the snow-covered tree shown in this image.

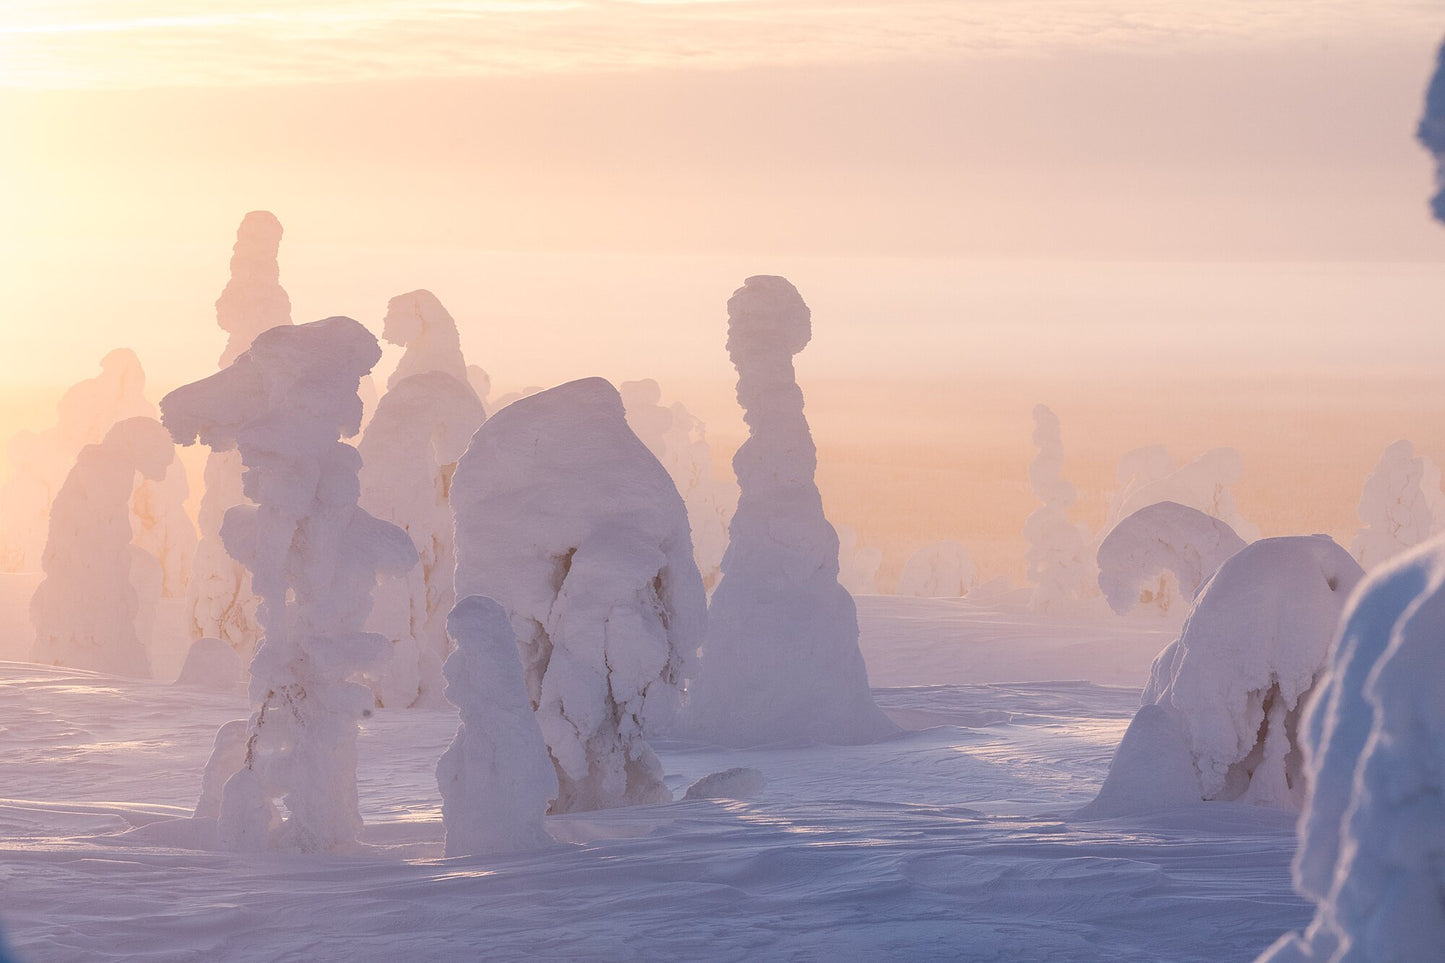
[1258,536,1445,962]
[186,211,293,658]
[835,524,884,596]
[1351,439,1445,570]
[452,377,705,812]
[1105,445,1259,543]
[684,276,895,747]
[1024,405,1094,611]
[896,540,977,598]
[162,317,417,853]
[436,595,557,855]
[1081,536,1363,819]
[30,417,175,678]
[382,289,473,391]
[620,378,738,592]
[1095,501,1246,616]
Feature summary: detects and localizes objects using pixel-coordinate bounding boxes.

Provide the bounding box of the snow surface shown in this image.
[1260,535,1445,962]
[452,377,705,813]
[0,594,1309,961]
[1095,501,1246,616]
[685,276,895,747]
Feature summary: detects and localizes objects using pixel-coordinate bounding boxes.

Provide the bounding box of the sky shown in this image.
[1,1,1443,582]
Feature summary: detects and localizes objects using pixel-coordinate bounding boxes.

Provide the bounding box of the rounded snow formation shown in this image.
[684,276,895,748]
[1101,536,1364,815]
[214,211,291,367]
[897,540,977,598]
[1075,704,1203,819]
[437,596,557,856]
[30,416,175,679]
[174,637,245,690]
[1095,501,1246,616]
[452,377,706,813]
[381,289,472,391]
[1259,536,1445,962]
[683,767,766,801]
[163,317,418,853]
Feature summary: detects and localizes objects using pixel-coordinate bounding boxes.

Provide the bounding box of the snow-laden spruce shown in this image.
[1351,439,1445,570]
[29,416,175,678]
[452,377,704,812]
[436,595,557,855]
[162,317,417,853]
[1081,535,1363,818]
[1096,501,1246,616]
[360,290,486,708]
[897,540,977,598]
[684,276,895,747]
[836,524,884,596]
[1024,405,1095,611]
[1104,445,1259,543]
[620,379,738,593]
[1258,536,1445,962]
[187,211,293,659]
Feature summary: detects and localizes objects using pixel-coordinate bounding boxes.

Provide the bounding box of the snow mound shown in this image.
[174,637,245,690]
[1075,704,1201,818]
[1024,405,1095,611]
[30,416,175,678]
[437,595,557,856]
[684,276,895,748]
[897,540,977,598]
[1122,536,1363,812]
[163,316,417,853]
[1096,501,1246,616]
[452,377,705,813]
[1259,536,1445,962]
[684,767,767,801]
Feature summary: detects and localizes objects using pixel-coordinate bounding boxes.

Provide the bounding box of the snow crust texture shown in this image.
[162,316,417,852]
[1024,405,1095,611]
[1096,501,1246,616]
[897,539,977,598]
[436,595,557,855]
[684,275,895,747]
[188,212,294,658]
[1259,536,1445,962]
[1089,536,1363,818]
[452,377,705,812]
[29,416,175,678]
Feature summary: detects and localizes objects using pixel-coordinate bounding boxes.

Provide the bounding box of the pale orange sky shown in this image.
[1,1,1443,583]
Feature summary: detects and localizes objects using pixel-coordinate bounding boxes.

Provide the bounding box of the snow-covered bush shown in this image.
[359,371,485,707]
[896,540,977,598]
[452,377,704,812]
[1081,535,1363,818]
[436,595,557,856]
[684,276,895,747]
[620,378,738,592]
[1258,536,1445,962]
[187,211,293,658]
[1024,405,1095,611]
[1351,439,1445,570]
[1095,501,1246,616]
[29,416,175,678]
[162,317,417,853]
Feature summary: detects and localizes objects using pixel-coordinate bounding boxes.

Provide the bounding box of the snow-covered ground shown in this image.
[0,594,1308,961]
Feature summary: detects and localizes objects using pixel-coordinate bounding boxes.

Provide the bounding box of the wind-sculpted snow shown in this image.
[436,595,557,855]
[162,317,418,853]
[1107,446,1259,542]
[684,276,895,747]
[29,417,174,678]
[188,212,294,658]
[359,371,485,708]
[1024,405,1095,611]
[1096,502,1246,616]
[382,289,473,392]
[1420,39,1445,224]
[1351,439,1445,570]
[897,540,977,598]
[1088,536,1363,818]
[620,379,738,592]
[452,377,705,812]
[1259,537,1445,962]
